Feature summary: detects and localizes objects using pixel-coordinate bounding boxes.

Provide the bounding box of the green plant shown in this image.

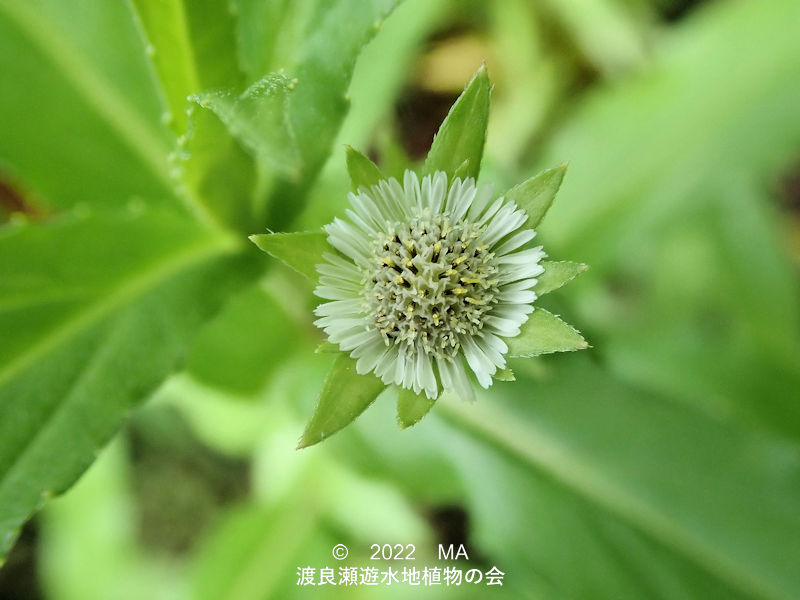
[1,0,799,598]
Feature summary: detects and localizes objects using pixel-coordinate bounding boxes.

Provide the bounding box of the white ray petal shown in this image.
[493,229,536,256]
[497,289,537,304]
[429,171,448,214]
[462,335,495,388]
[450,359,477,402]
[420,353,438,399]
[477,198,504,226]
[404,170,422,212]
[466,184,494,221]
[316,262,362,283]
[315,286,359,300]
[314,299,362,317]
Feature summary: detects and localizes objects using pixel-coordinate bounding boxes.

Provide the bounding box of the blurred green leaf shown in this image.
[435,358,800,600]
[129,0,243,134]
[40,440,179,600]
[537,0,648,76]
[538,0,800,259]
[192,432,434,599]
[345,145,385,191]
[424,65,490,181]
[0,0,172,209]
[537,260,589,296]
[0,210,247,558]
[298,354,386,449]
[337,358,800,598]
[396,387,435,430]
[534,0,800,439]
[335,0,450,150]
[507,308,588,358]
[487,0,562,168]
[710,178,800,362]
[193,499,318,600]
[504,164,567,229]
[249,231,329,282]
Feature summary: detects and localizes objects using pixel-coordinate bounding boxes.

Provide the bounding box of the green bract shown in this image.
[251,67,588,447]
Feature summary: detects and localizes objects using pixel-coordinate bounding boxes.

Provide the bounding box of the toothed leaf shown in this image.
[504,164,568,228]
[537,261,589,296]
[298,354,386,448]
[507,309,589,358]
[346,145,386,191]
[397,387,436,429]
[249,231,329,282]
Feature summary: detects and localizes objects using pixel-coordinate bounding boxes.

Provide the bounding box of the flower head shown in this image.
[314,170,545,402]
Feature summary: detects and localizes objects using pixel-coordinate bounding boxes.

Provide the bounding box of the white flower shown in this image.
[314,170,545,402]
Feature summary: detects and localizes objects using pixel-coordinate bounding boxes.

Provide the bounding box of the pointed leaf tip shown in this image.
[424,66,491,181]
[504,164,568,229]
[397,387,436,429]
[506,308,588,358]
[298,354,386,448]
[345,146,386,191]
[537,261,589,295]
[249,231,329,282]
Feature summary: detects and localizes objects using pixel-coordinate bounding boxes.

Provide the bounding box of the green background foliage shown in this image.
[1,0,799,598]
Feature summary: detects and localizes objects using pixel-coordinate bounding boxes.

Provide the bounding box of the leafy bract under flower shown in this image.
[314,170,545,401]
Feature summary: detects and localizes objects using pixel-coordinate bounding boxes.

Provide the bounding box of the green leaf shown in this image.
[493,367,516,382]
[131,0,263,231]
[248,231,329,282]
[396,388,436,430]
[532,0,800,440]
[536,260,589,295]
[189,435,432,597]
[423,64,491,181]
[438,358,800,600]
[179,102,258,232]
[0,209,246,558]
[335,0,452,149]
[233,0,401,229]
[539,0,647,76]
[345,145,385,191]
[298,354,386,449]
[192,499,319,600]
[0,0,173,209]
[129,0,243,134]
[537,0,800,257]
[343,356,800,599]
[193,74,301,178]
[506,308,589,358]
[503,164,568,229]
[38,440,145,600]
